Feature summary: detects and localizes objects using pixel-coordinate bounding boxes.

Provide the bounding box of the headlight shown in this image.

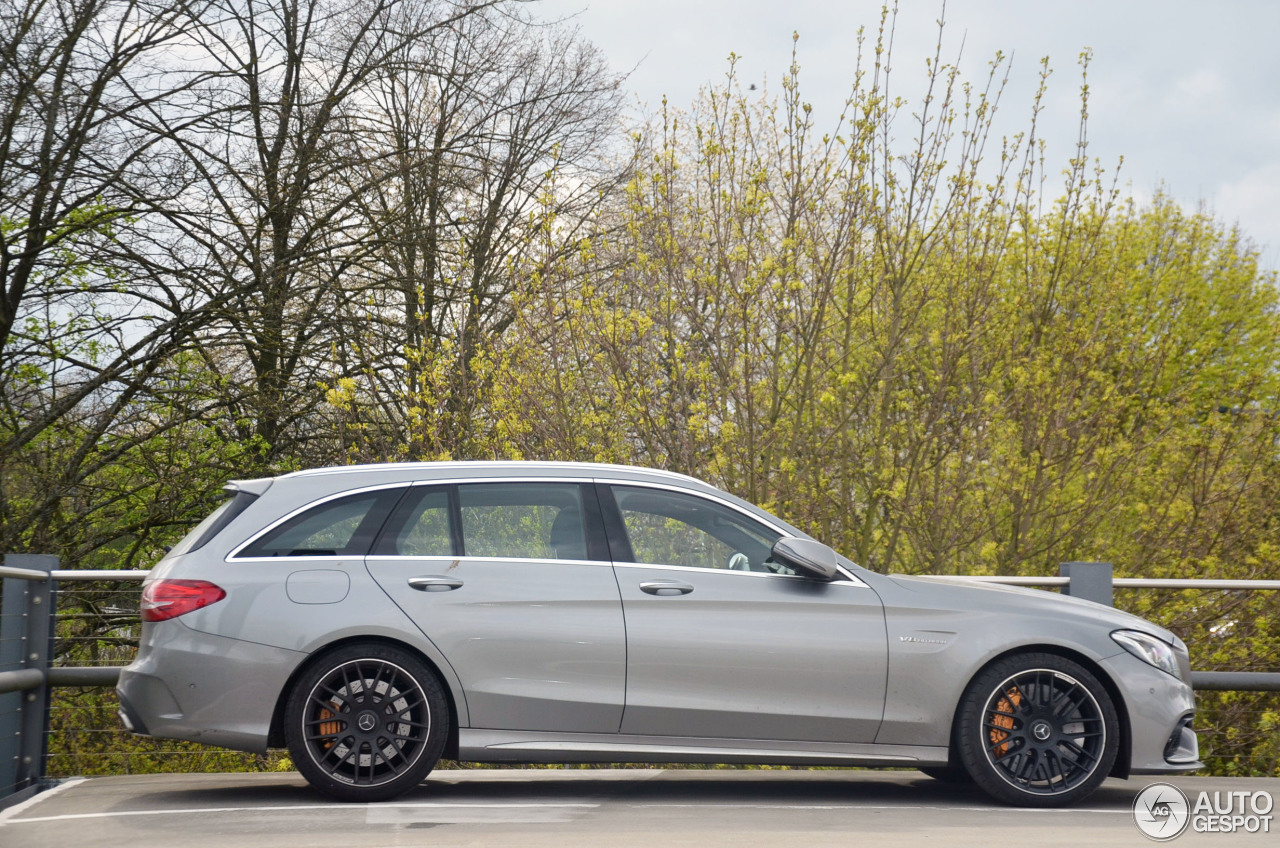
[1112,629,1180,679]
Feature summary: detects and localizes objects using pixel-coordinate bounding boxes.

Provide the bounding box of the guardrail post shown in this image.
[1060,561,1114,606]
[0,555,56,800]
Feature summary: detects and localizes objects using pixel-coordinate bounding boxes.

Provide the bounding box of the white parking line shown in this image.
[2,802,599,826]
[0,779,86,825]
[631,803,1127,814]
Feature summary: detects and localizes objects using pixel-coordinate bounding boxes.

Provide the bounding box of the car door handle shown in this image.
[408,576,464,592]
[639,580,694,596]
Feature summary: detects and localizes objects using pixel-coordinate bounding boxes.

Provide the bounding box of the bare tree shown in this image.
[323,4,626,459]
[0,0,239,553]
[142,0,503,462]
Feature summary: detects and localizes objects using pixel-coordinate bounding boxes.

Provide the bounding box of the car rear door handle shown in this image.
[639,580,694,596]
[408,576,464,592]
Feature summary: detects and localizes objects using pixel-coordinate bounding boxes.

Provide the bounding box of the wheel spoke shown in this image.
[367,662,390,705]
[376,746,405,776]
[320,743,355,775]
[1051,681,1082,716]
[1059,738,1100,766]
[306,729,344,742]
[307,693,344,716]
[989,737,1023,761]
[387,693,426,716]
[1045,749,1069,786]
[340,661,358,704]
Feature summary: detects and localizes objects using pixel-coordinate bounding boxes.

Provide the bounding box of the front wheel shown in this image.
[955,652,1118,807]
[284,643,449,802]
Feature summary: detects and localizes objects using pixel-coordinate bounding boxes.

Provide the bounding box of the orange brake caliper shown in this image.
[317,704,342,749]
[989,687,1023,756]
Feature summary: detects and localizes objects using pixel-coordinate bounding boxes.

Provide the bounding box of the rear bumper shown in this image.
[117,621,305,754]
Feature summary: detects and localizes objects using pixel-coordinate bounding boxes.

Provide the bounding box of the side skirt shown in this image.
[457,729,949,767]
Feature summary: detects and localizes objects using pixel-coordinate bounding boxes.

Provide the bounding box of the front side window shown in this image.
[238,489,402,558]
[459,483,588,560]
[609,485,784,572]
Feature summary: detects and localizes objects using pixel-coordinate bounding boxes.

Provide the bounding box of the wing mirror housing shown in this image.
[770,537,839,580]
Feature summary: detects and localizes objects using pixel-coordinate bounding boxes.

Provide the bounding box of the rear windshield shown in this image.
[168,491,260,557]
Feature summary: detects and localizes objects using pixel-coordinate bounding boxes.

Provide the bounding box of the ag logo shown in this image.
[1134,783,1191,841]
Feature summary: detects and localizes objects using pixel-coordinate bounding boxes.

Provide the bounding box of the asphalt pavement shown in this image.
[1,768,1277,847]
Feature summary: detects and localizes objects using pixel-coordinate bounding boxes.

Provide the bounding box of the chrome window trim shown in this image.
[364,554,613,568]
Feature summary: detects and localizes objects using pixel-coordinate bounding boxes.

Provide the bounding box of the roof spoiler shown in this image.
[224,478,274,497]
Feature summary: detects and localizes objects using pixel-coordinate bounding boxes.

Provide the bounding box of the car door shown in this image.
[364,480,626,733]
[602,482,888,743]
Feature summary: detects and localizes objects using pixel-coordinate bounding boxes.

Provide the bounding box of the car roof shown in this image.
[226,461,725,504]
[279,461,707,487]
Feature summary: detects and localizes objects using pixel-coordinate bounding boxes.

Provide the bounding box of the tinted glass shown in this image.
[459,483,587,560]
[610,485,783,572]
[374,488,453,556]
[170,490,258,556]
[239,490,399,557]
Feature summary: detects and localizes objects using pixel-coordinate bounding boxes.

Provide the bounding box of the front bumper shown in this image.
[1098,650,1202,774]
[117,620,306,754]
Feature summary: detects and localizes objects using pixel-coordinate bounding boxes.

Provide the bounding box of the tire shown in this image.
[955,652,1118,807]
[285,642,449,802]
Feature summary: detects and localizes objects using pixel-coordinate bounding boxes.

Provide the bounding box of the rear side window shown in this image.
[373,488,454,556]
[459,482,587,560]
[170,491,259,556]
[237,489,404,558]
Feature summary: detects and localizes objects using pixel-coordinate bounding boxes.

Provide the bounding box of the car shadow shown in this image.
[122,768,1142,811]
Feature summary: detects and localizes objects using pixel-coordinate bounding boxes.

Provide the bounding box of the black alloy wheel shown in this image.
[956,652,1118,807]
[285,643,448,802]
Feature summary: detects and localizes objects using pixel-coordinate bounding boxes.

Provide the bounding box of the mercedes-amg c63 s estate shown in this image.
[117,462,1200,805]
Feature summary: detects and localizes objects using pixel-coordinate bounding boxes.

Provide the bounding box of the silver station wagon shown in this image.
[117,462,1200,806]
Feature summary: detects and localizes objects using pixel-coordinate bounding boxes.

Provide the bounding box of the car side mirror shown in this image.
[770,537,839,580]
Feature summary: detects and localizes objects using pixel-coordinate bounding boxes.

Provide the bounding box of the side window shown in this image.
[238,489,401,558]
[170,490,259,556]
[373,488,453,556]
[459,483,588,560]
[609,485,785,573]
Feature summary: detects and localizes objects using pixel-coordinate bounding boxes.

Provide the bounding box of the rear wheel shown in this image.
[285,643,448,802]
[956,652,1118,807]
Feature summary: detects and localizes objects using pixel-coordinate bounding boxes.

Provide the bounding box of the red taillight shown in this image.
[140,579,226,622]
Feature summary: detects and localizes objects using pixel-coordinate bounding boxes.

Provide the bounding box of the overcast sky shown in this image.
[535,0,1280,272]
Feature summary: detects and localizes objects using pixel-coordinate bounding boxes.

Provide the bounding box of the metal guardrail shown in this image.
[3,555,1279,805]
